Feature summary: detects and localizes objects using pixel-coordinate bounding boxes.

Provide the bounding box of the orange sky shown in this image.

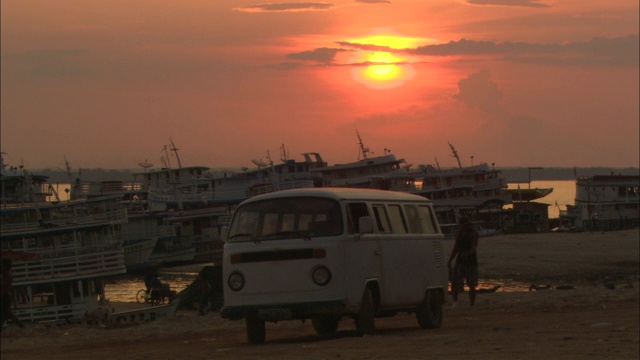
[1,0,638,171]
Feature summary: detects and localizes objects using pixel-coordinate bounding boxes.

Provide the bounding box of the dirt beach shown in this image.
[2,229,639,359]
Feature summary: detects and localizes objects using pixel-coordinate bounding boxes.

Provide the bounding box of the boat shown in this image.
[562,173,639,231]
[1,154,60,205]
[146,145,326,209]
[506,186,553,202]
[111,299,179,324]
[310,131,408,188]
[368,143,511,235]
[1,154,128,326]
[68,165,165,272]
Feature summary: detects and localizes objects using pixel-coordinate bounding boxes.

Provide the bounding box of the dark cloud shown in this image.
[410,36,639,67]
[335,41,396,52]
[287,47,351,64]
[466,0,550,8]
[453,69,504,116]
[234,2,333,12]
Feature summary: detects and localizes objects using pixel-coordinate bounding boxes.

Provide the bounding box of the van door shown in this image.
[344,202,381,306]
[375,203,431,306]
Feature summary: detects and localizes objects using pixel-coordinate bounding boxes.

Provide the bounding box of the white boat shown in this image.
[368,143,511,232]
[120,212,174,271]
[563,174,639,231]
[1,155,127,326]
[162,208,231,264]
[145,145,326,209]
[142,143,327,265]
[69,175,164,272]
[310,132,408,188]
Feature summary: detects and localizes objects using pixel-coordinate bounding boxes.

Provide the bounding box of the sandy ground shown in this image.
[2,229,639,359]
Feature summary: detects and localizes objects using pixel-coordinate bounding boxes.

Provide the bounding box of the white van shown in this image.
[220,188,450,344]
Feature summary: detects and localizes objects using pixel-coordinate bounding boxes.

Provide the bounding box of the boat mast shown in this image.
[448,142,462,169]
[280,144,289,163]
[169,139,182,168]
[356,130,370,160]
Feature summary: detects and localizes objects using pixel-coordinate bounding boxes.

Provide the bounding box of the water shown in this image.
[507,180,575,219]
[104,266,203,303]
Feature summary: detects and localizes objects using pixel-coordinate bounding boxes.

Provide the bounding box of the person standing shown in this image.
[1,260,25,329]
[198,274,211,316]
[96,278,106,304]
[447,217,479,307]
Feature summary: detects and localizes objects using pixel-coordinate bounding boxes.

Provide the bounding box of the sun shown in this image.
[351,51,415,90]
[343,32,431,89]
[367,52,397,78]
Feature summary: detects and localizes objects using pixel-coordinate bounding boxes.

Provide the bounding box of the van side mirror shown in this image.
[358,216,374,234]
[220,226,229,243]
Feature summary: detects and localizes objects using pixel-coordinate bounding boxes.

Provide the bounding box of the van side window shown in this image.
[372,204,392,233]
[347,203,369,234]
[417,206,437,234]
[387,205,407,234]
[404,205,423,234]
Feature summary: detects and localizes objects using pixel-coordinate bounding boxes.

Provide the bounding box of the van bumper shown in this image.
[220,300,346,321]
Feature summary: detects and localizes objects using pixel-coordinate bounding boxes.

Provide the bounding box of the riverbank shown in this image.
[2,229,639,359]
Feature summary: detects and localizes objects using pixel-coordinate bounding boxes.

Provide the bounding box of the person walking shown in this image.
[447,217,479,307]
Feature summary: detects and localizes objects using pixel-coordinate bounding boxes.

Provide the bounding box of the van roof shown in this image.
[240,187,432,204]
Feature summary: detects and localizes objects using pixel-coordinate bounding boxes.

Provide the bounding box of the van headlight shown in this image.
[228,271,245,291]
[311,266,332,286]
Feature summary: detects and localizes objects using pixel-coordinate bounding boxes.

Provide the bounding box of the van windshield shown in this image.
[228,197,343,243]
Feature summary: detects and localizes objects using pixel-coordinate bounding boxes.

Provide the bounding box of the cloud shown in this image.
[409,35,639,67]
[234,2,334,12]
[335,41,396,52]
[465,0,550,8]
[453,69,504,116]
[287,47,351,64]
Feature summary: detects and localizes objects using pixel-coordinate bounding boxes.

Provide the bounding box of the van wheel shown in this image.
[312,314,341,335]
[246,315,266,344]
[355,288,375,336]
[416,289,442,329]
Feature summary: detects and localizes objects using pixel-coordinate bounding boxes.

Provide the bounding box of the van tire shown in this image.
[246,315,266,344]
[355,288,375,336]
[312,315,341,335]
[416,289,442,329]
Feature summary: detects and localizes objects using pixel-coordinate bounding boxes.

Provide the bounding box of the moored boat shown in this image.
[310,131,408,188]
[562,173,639,231]
[368,143,511,234]
[1,156,127,326]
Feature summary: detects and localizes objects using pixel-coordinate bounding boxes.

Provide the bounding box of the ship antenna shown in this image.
[356,129,370,160]
[169,139,182,168]
[448,141,462,169]
[161,145,172,169]
[280,144,288,163]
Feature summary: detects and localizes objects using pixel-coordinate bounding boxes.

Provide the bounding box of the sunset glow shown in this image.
[1,0,638,169]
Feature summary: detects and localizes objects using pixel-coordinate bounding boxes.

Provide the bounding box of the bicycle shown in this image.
[136,289,150,304]
[136,284,175,305]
